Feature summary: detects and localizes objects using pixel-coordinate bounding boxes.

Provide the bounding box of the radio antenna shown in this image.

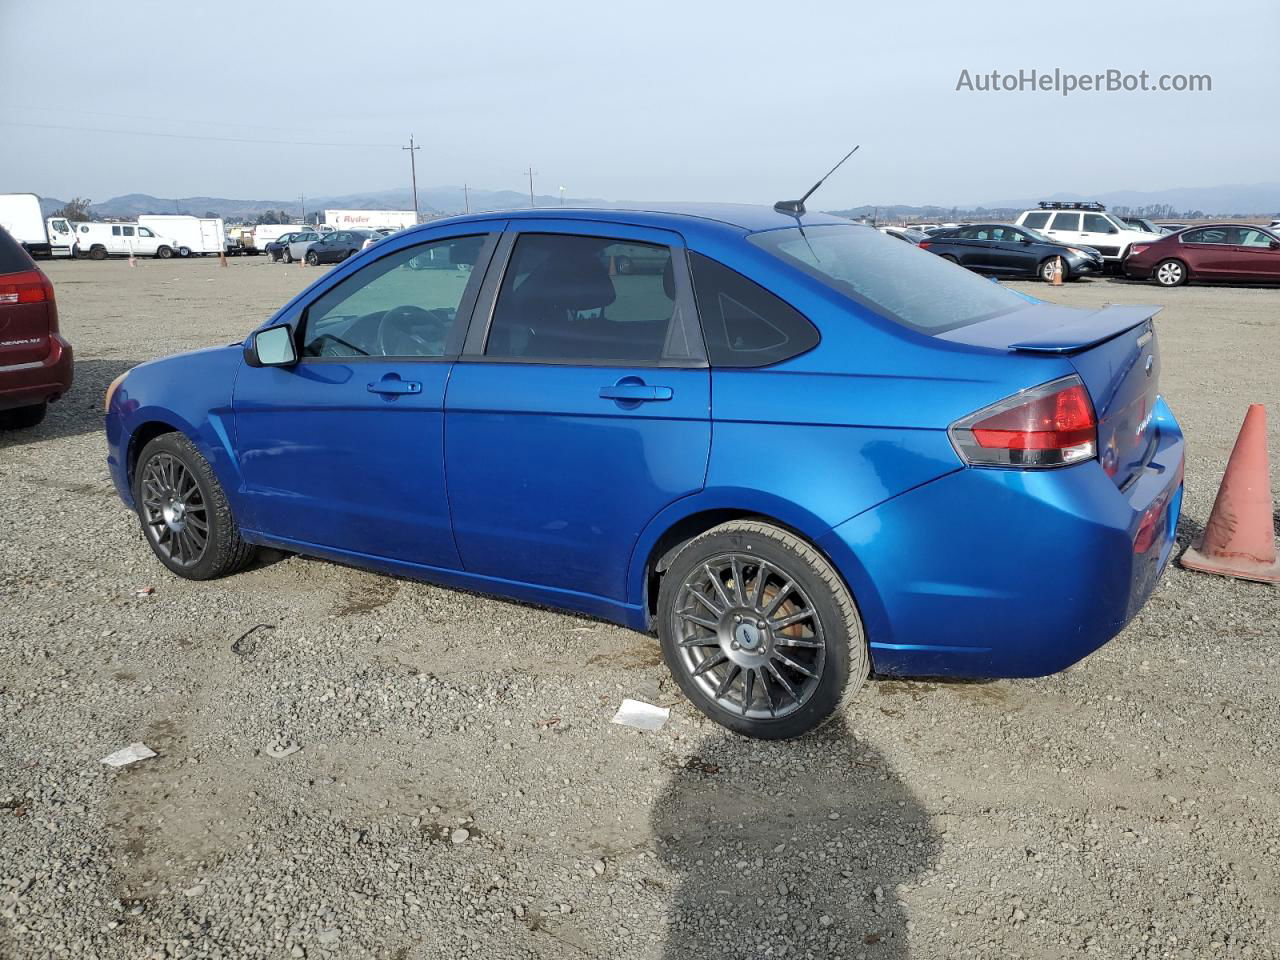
[774,145,860,216]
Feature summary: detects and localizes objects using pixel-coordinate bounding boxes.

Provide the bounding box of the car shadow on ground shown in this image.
[0,357,137,449]
[652,717,939,959]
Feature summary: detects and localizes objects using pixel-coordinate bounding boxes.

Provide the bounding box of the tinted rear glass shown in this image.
[1022,211,1051,229]
[0,226,35,275]
[748,224,1025,334]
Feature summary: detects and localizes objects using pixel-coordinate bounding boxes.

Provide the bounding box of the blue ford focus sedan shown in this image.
[105,204,1184,739]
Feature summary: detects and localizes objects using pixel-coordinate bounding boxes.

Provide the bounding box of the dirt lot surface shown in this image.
[2,255,1278,960]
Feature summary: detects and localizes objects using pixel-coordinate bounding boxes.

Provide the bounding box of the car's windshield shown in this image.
[749,224,1026,334]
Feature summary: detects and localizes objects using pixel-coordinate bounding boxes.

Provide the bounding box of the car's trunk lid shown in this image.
[939,302,1162,488]
[0,269,54,367]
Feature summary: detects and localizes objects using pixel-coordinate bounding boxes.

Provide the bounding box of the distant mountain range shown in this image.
[37,186,600,221]
[38,181,1280,222]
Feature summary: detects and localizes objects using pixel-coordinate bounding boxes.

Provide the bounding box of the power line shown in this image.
[0,119,400,149]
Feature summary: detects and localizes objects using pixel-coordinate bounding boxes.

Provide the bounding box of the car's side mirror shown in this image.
[245,324,298,368]
[1270,241,1280,250]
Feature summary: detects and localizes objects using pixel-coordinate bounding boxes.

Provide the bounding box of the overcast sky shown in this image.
[2,0,1276,207]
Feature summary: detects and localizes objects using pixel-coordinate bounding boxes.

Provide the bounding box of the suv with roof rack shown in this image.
[1015,202,1162,269]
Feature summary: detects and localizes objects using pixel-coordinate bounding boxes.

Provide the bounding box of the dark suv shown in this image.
[0,226,73,429]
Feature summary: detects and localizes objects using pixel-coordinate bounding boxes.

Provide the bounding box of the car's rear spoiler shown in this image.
[1009,304,1161,353]
[936,303,1161,355]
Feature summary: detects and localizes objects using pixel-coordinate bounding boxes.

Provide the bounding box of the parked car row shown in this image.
[267,229,386,264]
[894,202,1280,287]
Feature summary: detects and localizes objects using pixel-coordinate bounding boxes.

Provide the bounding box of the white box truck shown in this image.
[324,209,418,231]
[0,193,54,257]
[138,215,227,257]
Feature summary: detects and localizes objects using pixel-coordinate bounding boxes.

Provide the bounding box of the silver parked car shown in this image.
[283,231,324,264]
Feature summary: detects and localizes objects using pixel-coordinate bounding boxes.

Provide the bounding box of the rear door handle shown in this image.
[599,384,673,402]
[368,378,421,395]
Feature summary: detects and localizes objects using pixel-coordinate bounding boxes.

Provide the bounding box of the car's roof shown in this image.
[403,203,851,239]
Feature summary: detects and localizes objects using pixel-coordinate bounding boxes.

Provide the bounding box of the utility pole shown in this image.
[463,184,470,214]
[403,136,421,223]
[527,167,537,208]
[299,194,305,225]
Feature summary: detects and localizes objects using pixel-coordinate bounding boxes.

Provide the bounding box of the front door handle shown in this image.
[368,377,421,395]
[599,383,674,402]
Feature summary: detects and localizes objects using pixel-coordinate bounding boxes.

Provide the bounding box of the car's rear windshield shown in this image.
[749,224,1026,334]
[0,226,34,276]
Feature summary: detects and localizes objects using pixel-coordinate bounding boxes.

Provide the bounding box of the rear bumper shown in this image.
[0,335,74,411]
[1123,261,1156,279]
[819,397,1185,678]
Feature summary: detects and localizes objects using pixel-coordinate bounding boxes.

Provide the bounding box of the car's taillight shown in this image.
[918,241,931,249]
[0,269,54,305]
[949,376,1097,469]
[1130,244,1149,256]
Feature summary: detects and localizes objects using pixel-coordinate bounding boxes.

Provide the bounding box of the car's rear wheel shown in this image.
[940,254,959,264]
[133,433,256,580]
[0,402,48,431]
[657,520,868,740]
[305,250,319,266]
[90,245,107,261]
[1154,259,1187,287]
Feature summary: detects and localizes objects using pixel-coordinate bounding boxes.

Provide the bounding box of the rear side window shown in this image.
[485,234,680,363]
[0,226,34,275]
[1022,211,1051,229]
[1049,212,1080,231]
[689,253,819,367]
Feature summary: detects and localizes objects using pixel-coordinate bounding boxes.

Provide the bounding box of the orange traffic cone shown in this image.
[1052,257,1064,286]
[1180,404,1279,583]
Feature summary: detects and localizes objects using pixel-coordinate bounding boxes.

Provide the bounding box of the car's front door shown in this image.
[444,222,711,605]
[233,231,499,568]
[1230,227,1280,281]
[1000,228,1040,274]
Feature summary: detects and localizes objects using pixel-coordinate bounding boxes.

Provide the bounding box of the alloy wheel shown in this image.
[138,452,209,567]
[671,553,827,720]
[1156,261,1183,286]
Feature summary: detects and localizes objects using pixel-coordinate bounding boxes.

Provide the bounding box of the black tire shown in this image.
[305,250,319,266]
[132,432,256,580]
[178,247,191,258]
[1154,258,1188,287]
[656,519,869,740]
[156,246,174,259]
[90,245,107,261]
[0,402,48,430]
[283,248,294,263]
[940,254,959,264]
[1039,257,1065,282]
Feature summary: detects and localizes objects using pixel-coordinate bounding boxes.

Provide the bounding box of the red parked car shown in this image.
[0,225,72,429]
[1124,223,1280,287]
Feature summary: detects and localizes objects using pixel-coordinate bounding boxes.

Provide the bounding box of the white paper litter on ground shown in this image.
[611,699,670,732]
[100,743,157,767]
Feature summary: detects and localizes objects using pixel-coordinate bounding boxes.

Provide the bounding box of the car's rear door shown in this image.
[1178,227,1236,278]
[1044,211,1082,247]
[233,230,500,568]
[444,220,710,605]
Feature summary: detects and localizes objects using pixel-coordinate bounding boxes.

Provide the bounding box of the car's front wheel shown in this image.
[284,248,294,263]
[156,246,174,259]
[1154,259,1188,287]
[657,520,868,740]
[133,433,257,580]
[1039,257,1064,282]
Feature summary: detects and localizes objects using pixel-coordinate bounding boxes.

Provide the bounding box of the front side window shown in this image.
[1082,214,1115,233]
[1235,228,1274,247]
[138,227,154,237]
[301,235,489,359]
[1022,211,1051,230]
[749,224,1027,335]
[485,234,679,363]
[1049,212,1081,232]
[689,253,819,367]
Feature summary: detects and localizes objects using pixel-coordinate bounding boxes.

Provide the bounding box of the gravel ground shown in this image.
[1,255,1278,960]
